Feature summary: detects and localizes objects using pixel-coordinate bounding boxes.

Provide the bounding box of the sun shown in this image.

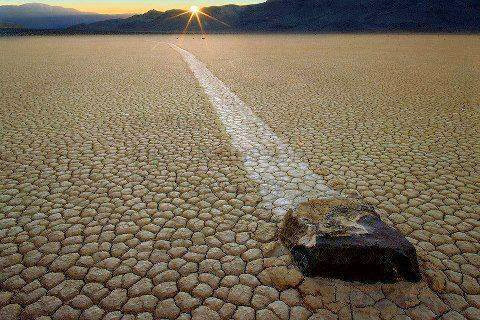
[168,4,230,37]
[189,6,199,14]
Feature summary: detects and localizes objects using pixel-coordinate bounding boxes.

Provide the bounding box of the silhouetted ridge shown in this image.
[0,3,132,29]
[22,0,480,32]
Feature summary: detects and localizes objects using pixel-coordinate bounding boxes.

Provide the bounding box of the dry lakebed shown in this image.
[0,34,479,320]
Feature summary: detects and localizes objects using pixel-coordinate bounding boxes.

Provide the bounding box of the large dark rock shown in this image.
[279,198,421,283]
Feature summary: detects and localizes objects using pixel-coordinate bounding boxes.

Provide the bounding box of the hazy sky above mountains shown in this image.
[1,1,263,13]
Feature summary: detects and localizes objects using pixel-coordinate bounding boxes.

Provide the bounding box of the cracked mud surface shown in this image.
[1,35,479,320]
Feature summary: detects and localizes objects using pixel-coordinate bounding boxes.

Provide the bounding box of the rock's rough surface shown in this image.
[280,198,421,282]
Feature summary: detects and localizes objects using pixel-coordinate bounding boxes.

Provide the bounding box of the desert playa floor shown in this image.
[0,34,479,320]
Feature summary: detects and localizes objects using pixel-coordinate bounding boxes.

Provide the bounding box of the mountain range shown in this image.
[1,1,479,33]
[70,0,480,33]
[0,3,131,29]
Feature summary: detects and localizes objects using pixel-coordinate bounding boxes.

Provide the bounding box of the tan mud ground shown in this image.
[1,35,479,320]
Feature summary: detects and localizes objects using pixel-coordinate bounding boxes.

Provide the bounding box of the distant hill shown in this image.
[70,0,480,33]
[0,3,132,29]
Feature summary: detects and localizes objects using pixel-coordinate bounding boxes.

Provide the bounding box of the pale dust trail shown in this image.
[169,43,337,221]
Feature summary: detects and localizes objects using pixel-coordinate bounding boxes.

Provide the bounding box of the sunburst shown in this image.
[170,5,230,39]
[189,6,200,14]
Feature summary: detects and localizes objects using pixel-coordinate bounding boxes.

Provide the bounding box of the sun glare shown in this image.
[189,6,199,14]
[168,4,230,38]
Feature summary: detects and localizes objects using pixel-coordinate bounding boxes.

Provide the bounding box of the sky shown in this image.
[1,1,263,13]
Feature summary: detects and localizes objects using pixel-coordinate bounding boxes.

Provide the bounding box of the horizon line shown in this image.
[0,1,263,15]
